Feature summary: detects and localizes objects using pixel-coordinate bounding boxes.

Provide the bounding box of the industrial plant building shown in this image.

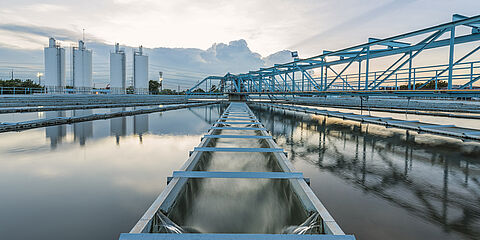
[43,38,66,93]
[44,38,150,94]
[72,40,93,94]
[133,46,148,94]
[110,43,126,94]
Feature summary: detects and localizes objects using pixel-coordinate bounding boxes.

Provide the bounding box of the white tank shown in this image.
[134,46,149,94]
[110,43,126,94]
[72,40,93,93]
[44,37,66,93]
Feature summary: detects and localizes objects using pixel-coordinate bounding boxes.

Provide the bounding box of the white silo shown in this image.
[110,43,126,94]
[134,46,148,94]
[44,37,66,93]
[72,40,93,94]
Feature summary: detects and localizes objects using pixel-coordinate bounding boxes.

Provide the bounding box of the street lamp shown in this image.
[159,72,163,91]
[37,72,43,85]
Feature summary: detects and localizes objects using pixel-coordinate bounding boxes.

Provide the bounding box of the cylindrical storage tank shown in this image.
[72,40,93,94]
[44,37,66,93]
[134,46,148,94]
[110,43,126,94]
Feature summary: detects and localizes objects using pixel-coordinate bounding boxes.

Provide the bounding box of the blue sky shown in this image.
[0,0,479,89]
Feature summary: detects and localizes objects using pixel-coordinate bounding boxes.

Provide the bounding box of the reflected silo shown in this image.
[134,46,148,94]
[44,37,66,93]
[110,43,126,94]
[72,40,93,94]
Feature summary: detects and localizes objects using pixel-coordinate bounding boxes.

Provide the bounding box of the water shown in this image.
[1,103,479,240]
[252,105,480,240]
[0,105,222,240]
[0,106,164,123]
[166,123,308,234]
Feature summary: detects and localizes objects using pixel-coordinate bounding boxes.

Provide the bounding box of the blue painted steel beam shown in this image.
[211,127,267,130]
[119,233,356,240]
[218,117,257,120]
[203,135,272,139]
[368,37,410,48]
[216,121,260,124]
[172,171,303,179]
[194,147,283,153]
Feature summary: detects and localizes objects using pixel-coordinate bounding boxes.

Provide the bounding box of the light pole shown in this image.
[159,72,163,92]
[37,72,43,85]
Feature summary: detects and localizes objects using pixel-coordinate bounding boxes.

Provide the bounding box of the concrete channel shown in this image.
[120,102,355,240]
[0,102,219,133]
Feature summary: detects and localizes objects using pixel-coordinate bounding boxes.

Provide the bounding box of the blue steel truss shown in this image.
[187,14,480,97]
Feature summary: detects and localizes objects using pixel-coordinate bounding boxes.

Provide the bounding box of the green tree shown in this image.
[0,79,42,88]
[149,80,161,94]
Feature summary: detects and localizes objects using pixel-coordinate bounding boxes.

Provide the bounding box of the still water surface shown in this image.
[0,103,479,240]
[0,105,222,240]
[251,105,480,240]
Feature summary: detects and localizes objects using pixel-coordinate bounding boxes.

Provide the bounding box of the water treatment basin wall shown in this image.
[125,103,345,237]
[164,131,310,233]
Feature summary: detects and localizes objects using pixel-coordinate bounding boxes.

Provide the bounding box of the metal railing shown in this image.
[0,87,45,95]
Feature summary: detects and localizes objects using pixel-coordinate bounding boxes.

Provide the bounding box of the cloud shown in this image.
[0,24,102,42]
[0,24,293,90]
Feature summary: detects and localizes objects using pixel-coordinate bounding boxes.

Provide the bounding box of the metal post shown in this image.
[448,26,455,90]
[395,73,398,90]
[320,63,324,90]
[324,65,328,91]
[413,68,416,90]
[302,71,304,91]
[407,51,413,90]
[435,70,438,90]
[358,60,361,90]
[292,72,295,91]
[365,46,370,90]
[470,62,474,89]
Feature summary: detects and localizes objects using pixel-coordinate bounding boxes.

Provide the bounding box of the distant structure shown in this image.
[72,40,92,94]
[110,43,126,94]
[44,37,66,93]
[133,46,148,94]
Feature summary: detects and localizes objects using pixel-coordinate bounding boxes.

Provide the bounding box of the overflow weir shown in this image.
[120,102,355,240]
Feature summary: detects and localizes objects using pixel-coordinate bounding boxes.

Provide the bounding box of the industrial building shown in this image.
[110,43,126,94]
[133,46,148,94]
[72,40,93,94]
[44,37,66,93]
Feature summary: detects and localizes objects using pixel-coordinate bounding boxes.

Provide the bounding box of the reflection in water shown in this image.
[134,111,149,143]
[73,110,93,146]
[252,105,480,240]
[45,111,66,148]
[0,105,223,240]
[110,108,127,145]
[41,105,224,149]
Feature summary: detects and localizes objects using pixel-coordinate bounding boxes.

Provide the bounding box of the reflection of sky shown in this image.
[0,105,221,240]
[253,106,480,240]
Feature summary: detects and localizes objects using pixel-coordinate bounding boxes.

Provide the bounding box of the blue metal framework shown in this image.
[187,14,480,97]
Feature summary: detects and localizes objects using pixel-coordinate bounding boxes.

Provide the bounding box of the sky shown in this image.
[0,0,479,89]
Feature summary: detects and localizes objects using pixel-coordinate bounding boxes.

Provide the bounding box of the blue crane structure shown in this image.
[187,14,480,98]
